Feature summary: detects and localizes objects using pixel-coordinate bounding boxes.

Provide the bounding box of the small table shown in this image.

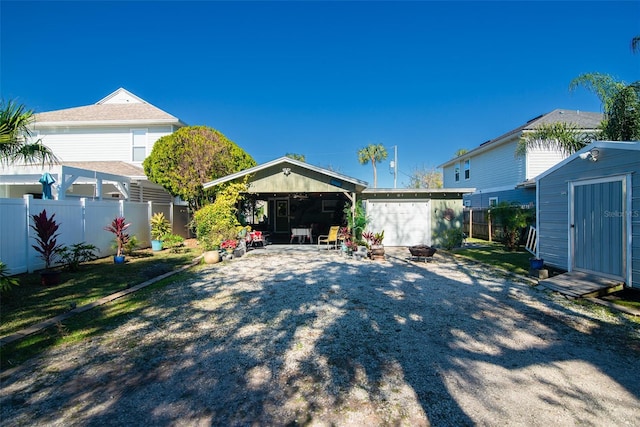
[290,227,312,243]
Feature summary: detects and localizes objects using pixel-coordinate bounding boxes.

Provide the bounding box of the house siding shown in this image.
[463,187,536,209]
[443,138,525,190]
[36,125,173,163]
[538,146,639,287]
[526,146,567,180]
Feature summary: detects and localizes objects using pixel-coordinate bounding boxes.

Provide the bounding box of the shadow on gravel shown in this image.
[1,250,639,426]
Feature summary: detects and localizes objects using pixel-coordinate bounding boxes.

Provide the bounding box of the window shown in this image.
[489,197,498,207]
[464,159,470,180]
[454,162,460,182]
[131,129,147,161]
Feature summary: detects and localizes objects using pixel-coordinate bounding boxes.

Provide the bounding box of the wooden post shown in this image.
[488,210,492,242]
[468,208,473,239]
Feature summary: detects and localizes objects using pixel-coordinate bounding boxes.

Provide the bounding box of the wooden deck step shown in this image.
[539,272,624,298]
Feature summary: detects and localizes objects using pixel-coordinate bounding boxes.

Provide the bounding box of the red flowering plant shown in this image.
[221,239,238,250]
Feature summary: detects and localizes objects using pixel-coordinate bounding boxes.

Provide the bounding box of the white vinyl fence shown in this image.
[0,196,190,275]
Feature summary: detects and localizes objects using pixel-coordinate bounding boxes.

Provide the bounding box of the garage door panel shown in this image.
[366,201,431,246]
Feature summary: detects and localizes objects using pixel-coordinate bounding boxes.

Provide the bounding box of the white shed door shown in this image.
[365,200,431,247]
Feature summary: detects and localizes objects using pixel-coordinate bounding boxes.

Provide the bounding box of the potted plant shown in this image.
[364,230,385,260]
[30,209,66,285]
[150,212,171,251]
[221,239,238,254]
[104,216,131,263]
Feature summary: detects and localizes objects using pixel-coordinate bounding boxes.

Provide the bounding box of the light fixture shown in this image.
[282,167,291,176]
[579,148,599,162]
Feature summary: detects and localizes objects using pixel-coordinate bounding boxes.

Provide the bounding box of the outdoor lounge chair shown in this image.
[317,226,340,250]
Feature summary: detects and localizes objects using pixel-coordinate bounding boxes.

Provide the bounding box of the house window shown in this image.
[464,159,470,180]
[132,129,148,161]
[454,162,460,182]
[489,197,498,207]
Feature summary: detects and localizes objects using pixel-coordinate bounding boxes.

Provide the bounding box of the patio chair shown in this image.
[318,226,340,250]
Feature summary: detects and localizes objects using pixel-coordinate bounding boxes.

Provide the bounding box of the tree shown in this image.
[357,143,388,188]
[0,99,58,166]
[517,122,594,157]
[454,148,468,157]
[570,73,640,141]
[143,126,256,210]
[406,165,443,189]
[285,153,305,162]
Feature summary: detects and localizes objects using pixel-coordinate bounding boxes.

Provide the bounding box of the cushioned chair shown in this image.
[317,226,340,250]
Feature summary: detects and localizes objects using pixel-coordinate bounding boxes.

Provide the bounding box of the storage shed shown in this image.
[536,141,639,288]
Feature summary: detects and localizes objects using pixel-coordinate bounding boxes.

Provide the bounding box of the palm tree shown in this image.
[570,73,640,141]
[0,99,58,166]
[357,143,388,188]
[517,122,594,157]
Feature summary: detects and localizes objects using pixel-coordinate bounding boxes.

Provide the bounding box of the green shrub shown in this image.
[59,242,100,271]
[193,182,247,251]
[162,233,185,252]
[439,228,465,250]
[0,261,19,293]
[490,202,533,251]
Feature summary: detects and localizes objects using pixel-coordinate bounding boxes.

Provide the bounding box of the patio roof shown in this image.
[203,157,369,193]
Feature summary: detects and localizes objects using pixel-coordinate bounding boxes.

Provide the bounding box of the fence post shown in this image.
[169,202,175,234]
[468,208,473,239]
[148,201,153,237]
[80,198,87,242]
[119,199,125,218]
[23,194,33,273]
[488,210,492,242]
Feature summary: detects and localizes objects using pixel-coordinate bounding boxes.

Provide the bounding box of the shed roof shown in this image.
[203,156,368,192]
[535,140,640,182]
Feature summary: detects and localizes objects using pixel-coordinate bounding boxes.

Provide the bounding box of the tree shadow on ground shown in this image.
[1,250,638,426]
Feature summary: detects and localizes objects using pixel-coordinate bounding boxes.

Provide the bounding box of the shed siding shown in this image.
[538,147,639,287]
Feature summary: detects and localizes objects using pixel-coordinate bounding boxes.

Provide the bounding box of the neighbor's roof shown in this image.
[438,109,603,168]
[203,156,369,190]
[62,161,147,179]
[33,88,186,127]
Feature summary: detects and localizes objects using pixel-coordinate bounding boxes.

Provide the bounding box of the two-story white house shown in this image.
[438,109,603,209]
[0,88,186,202]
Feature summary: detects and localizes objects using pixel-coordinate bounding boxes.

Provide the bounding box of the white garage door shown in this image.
[365,200,431,247]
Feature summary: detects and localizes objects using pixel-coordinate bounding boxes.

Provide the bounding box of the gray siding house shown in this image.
[439,109,603,208]
[536,141,639,288]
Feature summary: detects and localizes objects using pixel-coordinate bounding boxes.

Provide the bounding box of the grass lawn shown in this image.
[451,238,532,276]
[0,246,202,370]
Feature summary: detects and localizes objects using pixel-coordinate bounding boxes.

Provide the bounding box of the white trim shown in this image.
[131,128,148,162]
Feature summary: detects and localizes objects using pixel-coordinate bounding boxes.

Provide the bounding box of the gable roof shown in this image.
[439,109,603,168]
[203,156,368,191]
[33,88,187,127]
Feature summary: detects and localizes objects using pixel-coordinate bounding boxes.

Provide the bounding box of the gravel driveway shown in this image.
[1,247,639,426]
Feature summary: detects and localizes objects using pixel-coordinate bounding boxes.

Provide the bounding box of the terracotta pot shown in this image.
[370,245,385,261]
[203,250,221,264]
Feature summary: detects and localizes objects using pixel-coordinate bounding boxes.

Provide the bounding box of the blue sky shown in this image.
[2,1,638,188]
